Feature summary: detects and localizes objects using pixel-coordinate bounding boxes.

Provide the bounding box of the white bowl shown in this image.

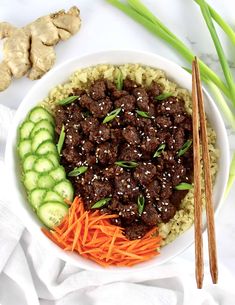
[5,50,230,271]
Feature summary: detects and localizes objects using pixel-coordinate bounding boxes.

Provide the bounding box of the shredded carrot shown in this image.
[72,221,81,251]
[106,227,119,261]
[82,212,89,245]
[41,196,162,267]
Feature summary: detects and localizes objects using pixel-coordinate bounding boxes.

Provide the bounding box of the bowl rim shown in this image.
[5,49,230,272]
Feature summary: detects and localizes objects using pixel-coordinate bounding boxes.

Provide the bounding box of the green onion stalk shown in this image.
[107,0,229,99]
[107,0,234,122]
[107,0,235,193]
[194,0,235,46]
[206,81,235,130]
[225,153,235,197]
[129,0,235,111]
[195,0,235,105]
[192,0,235,195]
[184,66,235,129]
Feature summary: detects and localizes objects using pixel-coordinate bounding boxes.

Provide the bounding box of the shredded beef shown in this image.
[123,78,138,92]
[148,82,162,101]
[141,203,160,226]
[133,87,150,112]
[90,79,106,100]
[125,223,150,240]
[115,95,136,111]
[122,126,140,145]
[134,162,157,186]
[55,77,193,239]
[96,142,117,165]
[89,97,112,118]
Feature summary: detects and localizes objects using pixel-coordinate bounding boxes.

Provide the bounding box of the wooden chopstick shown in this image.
[194,57,218,284]
[192,59,204,289]
[192,57,218,288]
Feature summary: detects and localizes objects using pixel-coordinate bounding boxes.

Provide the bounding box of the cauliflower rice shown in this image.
[41,64,219,245]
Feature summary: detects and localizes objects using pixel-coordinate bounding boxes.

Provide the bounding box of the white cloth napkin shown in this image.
[0,105,235,305]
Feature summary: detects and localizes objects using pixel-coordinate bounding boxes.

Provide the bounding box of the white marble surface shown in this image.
[0,0,235,301]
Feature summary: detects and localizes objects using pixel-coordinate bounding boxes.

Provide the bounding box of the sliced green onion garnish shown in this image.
[177,139,192,157]
[56,124,65,155]
[175,182,193,190]
[68,166,88,177]
[135,110,150,118]
[115,69,123,90]
[137,195,145,215]
[153,143,166,158]
[115,161,138,168]
[103,108,121,123]
[155,92,173,101]
[57,96,79,106]
[91,197,112,209]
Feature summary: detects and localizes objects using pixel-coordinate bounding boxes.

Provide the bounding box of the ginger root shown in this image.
[0,6,81,91]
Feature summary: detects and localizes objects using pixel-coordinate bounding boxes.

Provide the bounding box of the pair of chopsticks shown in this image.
[192,57,218,289]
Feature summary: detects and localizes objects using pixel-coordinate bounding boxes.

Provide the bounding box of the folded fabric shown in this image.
[1,104,235,305]
[0,104,15,158]
[0,104,25,272]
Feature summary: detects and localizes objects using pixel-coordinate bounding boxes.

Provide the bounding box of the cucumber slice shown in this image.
[18,140,31,159]
[28,107,54,125]
[29,188,47,210]
[43,191,64,204]
[23,154,38,172]
[31,119,54,138]
[32,129,53,152]
[36,140,57,155]
[38,174,56,189]
[46,153,59,167]
[23,171,39,191]
[54,180,74,201]
[34,157,54,173]
[20,121,35,140]
[49,166,66,182]
[38,202,68,228]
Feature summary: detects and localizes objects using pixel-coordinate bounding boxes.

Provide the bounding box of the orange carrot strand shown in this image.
[41,196,162,267]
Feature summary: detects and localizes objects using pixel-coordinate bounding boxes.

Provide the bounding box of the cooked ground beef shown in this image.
[56,77,193,240]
